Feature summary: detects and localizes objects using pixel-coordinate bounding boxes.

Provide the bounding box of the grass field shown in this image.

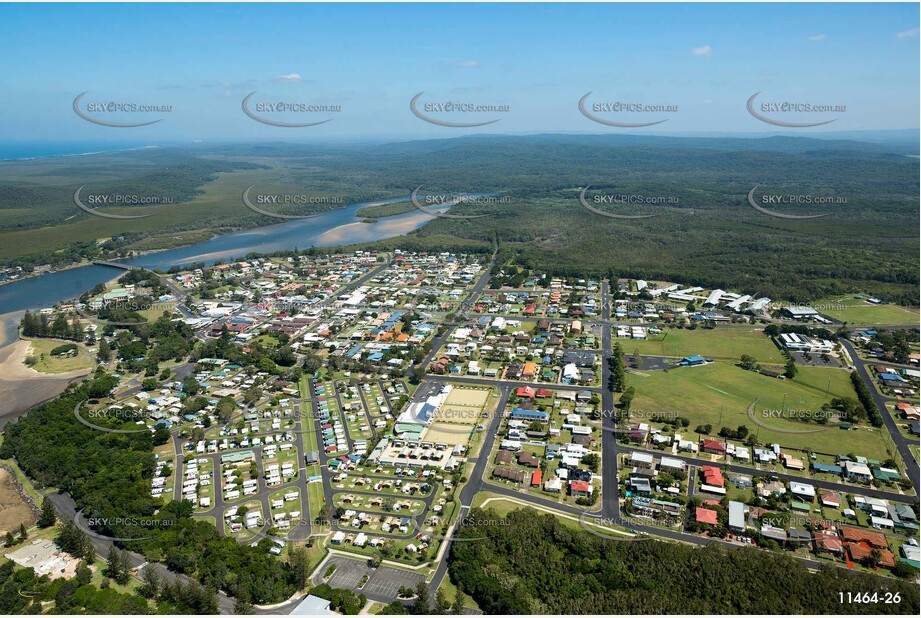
[307,481,326,521]
[624,327,785,364]
[627,361,893,459]
[24,338,94,373]
[815,295,919,326]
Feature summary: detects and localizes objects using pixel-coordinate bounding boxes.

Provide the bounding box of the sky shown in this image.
[1,2,918,143]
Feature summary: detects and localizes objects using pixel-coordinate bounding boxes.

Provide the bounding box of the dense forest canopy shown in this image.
[0,375,298,605]
[448,507,920,615]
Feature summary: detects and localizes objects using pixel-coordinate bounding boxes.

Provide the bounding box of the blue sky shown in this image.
[1,2,918,142]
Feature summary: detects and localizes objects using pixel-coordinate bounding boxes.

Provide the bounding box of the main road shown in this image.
[840,338,919,492]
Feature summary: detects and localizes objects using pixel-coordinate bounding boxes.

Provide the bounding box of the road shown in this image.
[840,339,920,492]
[57,256,918,610]
[426,384,512,603]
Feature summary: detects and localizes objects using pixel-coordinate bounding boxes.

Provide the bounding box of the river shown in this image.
[0,195,436,344]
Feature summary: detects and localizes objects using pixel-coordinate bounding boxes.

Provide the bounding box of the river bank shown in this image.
[0,333,93,426]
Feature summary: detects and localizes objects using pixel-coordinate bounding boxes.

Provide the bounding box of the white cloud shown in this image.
[691,45,711,57]
[457,60,480,68]
[808,33,827,41]
[896,27,919,38]
[274,73,303,83]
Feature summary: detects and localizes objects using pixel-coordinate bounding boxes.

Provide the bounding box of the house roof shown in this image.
[848,543,896,567]
[840,525,888,548]
[702,465,724,487]
[695,508,719,525]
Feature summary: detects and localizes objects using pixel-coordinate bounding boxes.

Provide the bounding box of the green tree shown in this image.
[37,497,57,528]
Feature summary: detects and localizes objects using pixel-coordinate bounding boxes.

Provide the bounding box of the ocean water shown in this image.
[0,140,171,161]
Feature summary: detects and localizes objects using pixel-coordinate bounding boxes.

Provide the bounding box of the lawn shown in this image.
[626,361,893,459]
[624,327,785,364]
[138,301,176,322]
[816,295,920,326]
[23,338,94,374]
[307,481,326,521]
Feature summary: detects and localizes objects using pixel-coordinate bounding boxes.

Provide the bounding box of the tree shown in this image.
[784,359,798,379]
[96,339,112,363]
[435,586,450,614]
[234,586,254,614]
[153,424,171,446]
[288,546,312,590]
[56,520,94,562]
[411,581,430,614]
[37,497,57,528]
[451,584,466,614]
[618,387,636,415]
[379,601,410,614]
[140,565,161,598]
[105,546,130,585]
[581,453,600,472]
[739,354,757,370]
[182,376,200,396]
[75,561,93,586]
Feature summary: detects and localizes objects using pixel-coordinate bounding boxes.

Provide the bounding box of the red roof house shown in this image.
[695,508,719,526]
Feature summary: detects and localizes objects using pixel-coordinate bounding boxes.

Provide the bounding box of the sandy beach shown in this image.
[315,211,435,245]
[0,339,91,426]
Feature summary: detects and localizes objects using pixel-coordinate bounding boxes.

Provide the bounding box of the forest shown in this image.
[2,134,918,303]
[0,374,299,605]
[447,507,919,615]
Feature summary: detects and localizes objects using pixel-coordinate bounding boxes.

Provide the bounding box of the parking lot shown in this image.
[321,556,423,602]
[788,351,842,368]
[627,355,677,371]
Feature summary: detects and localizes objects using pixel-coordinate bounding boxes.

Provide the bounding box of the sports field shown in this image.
[623,327,785,364]
[815,296,919,326]
[424,386,490,445]
[444,387,491,408]
[627,362,891,459]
